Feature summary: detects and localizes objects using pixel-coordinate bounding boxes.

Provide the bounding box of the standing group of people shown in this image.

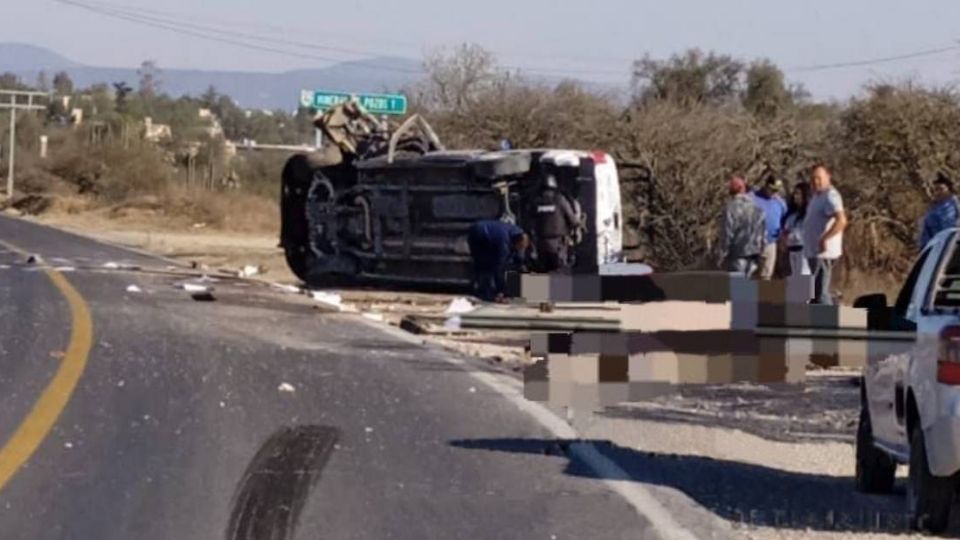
[718,163,848,305]
[467,162,960,306]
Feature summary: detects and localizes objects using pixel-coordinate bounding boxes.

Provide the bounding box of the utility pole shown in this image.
[1,90,49,199]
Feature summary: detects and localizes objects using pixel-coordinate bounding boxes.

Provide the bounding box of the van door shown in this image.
[591,152,623,265]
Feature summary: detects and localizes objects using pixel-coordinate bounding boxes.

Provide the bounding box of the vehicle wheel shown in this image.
[908,426,954,533]
[283,243,310,283]
[855,406,896,493]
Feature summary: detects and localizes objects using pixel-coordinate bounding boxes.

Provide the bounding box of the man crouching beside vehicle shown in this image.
[467,220,530,303]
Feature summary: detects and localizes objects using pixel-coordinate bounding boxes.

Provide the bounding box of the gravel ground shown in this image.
[571,370,960,539]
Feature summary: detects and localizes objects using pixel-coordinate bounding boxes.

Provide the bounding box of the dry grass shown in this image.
[154,184,279,233]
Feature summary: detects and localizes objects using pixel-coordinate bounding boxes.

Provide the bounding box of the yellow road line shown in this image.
[0,241,94,491]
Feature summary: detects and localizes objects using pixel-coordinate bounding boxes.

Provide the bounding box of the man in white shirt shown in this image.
[802,164,848,305]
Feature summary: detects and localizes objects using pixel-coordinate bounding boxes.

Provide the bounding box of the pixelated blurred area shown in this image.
[464,272,908,416]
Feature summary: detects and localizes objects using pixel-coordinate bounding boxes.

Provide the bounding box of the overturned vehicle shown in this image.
[279,100,624,288]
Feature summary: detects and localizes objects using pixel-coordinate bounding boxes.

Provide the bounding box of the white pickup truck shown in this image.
[856,227,960,532]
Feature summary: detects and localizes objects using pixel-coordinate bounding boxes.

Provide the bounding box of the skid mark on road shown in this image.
[226,425,339,540]
[0,240,94,491]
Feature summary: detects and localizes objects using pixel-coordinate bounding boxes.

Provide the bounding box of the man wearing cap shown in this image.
[751,175,788,280]
[717,175,767,276]
[919,172,960,250]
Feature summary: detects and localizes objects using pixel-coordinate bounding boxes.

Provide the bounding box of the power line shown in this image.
[53,0,425,73]
[53,0,630,78]
[61,0,408,61]
[73,0,643,67]
[789,45,960,73]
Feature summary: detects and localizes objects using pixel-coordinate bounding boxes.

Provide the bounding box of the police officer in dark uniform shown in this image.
[532,174,578,273]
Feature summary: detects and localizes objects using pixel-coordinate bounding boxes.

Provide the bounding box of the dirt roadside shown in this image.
[18,211,936,538]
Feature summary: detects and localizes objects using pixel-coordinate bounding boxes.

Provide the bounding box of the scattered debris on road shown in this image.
[125,285,142,293]
[278,382,296,393]
[102,261,142,271]
[271,282,301,294]
[238,264,262,278]
[445,297,476,315]
[310,290,347,311]
[179,283,211,293]
[25,254,41,264]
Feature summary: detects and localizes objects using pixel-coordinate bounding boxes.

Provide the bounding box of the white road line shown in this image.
[363,318,702,540]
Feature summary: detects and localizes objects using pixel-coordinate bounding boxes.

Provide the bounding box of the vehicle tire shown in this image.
[908,426,954,533]
[855,406,897,493]
[283,243,310,283]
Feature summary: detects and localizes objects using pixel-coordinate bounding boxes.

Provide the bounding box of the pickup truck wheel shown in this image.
[855,407,896,493]
[908,427,953,533]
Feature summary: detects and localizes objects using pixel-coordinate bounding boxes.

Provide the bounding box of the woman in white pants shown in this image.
[781,182,811,276]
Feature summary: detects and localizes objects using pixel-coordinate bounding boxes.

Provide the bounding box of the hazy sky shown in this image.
[9,0,960,99]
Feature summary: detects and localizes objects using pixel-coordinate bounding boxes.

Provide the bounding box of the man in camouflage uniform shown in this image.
[717,176,767,276]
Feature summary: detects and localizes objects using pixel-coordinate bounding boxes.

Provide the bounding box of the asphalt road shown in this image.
[0,215,661,540]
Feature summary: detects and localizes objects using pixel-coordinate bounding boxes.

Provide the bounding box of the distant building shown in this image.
[198,108,224,138]
[143,117,172,142]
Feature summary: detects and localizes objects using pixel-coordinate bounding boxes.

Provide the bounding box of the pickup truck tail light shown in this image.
[938,325,960,384]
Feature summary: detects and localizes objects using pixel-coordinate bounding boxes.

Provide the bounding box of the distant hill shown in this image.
[0,43,423,110]
[0,43,79,71]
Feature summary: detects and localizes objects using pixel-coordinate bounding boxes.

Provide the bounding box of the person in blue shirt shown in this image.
[751,175,787,280]
[467,220,530,302]
[919,172,960,250]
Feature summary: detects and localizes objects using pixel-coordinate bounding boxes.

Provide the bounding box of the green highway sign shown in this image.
[300,90,408,116]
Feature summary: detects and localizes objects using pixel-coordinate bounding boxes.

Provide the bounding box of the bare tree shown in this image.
[138,60,161,100]
[632,49,744,107]
[52,71,74,95]
[742,60,792,118]
[36,71,50,92]
[419,43,498,111]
